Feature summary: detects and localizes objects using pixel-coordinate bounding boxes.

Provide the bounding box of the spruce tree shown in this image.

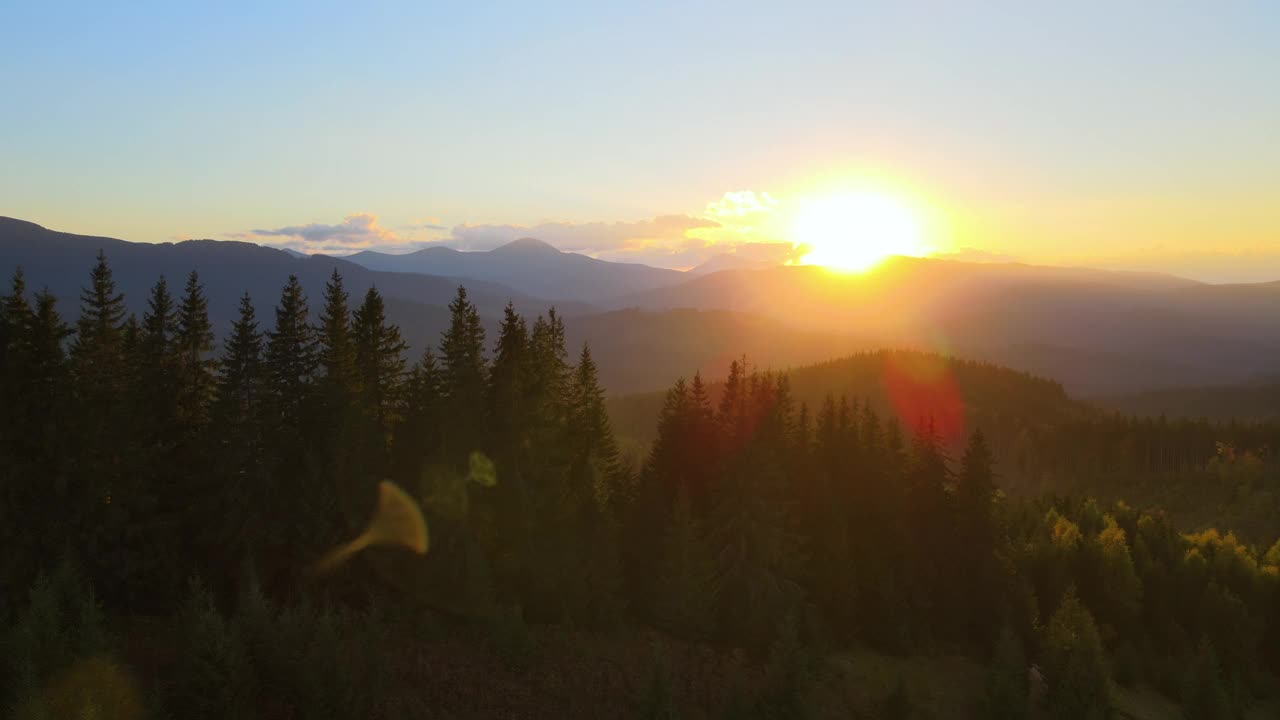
[68,252,133,605]
[133,276,188,608]
[439,286,487,461]
[1182,638,1232,720]
[174,270,216,428]
[352,286,407,438]
[1042,590,1111,720]
[138,276,180,443]
[70,252,128,420]
[316,268,356,402]
[567,344,623,508]
[653,488,716,639]
[397,348,443,479]
[903,419,955,643]
[210,293,267,573]
[217,294,264,427]
[983,625,1029,720]
[263,275,316,430]
[0,269,32,456]
[487,302,529,462]
[261,275,321,565]
[350,286,407,514]
[956,429,1001,647]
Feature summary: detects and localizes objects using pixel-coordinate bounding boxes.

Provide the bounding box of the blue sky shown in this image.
[2,1,1278,278]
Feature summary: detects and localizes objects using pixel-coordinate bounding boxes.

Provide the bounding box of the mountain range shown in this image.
[4,216,1279,398]
[0,217,867,394]
[344,238,684,304]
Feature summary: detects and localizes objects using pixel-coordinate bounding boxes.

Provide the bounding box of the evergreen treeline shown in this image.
[2,255,1279,718]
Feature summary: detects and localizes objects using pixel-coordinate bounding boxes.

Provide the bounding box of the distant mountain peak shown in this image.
[493,237,559,254]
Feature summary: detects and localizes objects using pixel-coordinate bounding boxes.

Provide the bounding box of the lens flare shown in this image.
[311,480,428,575]
[880,352,964,445]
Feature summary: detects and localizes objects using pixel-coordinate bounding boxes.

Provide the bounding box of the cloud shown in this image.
[704,190,780,228]
[231,213,401,254]
[230,190,803,268]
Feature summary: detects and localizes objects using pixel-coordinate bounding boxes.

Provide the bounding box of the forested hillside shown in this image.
[612,353,1280,541]
[2,257,1279,718]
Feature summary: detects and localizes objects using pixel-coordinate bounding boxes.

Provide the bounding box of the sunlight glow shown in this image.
[792,190,929,272]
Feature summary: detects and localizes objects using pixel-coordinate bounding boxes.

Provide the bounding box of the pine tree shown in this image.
[217,294,264,427]
[487,302,529,463]
[210,294,267,574]
[138,275,180,442]
[261,275,321,567]
[439,286,487,461]
[956,429,1002,648]
[903,418,955,643]
[624,378,690,621]
[0,271,35,595]
[567,344,624,508]
[174,270,216,428]
[349,286,407,517]
[709,440,802,648]
[0,269,32,453]
[685,372,717,515]
[524,308,570,477]
[316,268,357,402]
[1042,590,1110,720]
[983,625,1029,720]
[263,275,316,430]
[352,286,407,443]
[397,348,443,481]
[68,252,133,605]
[653,489,716,639]
[481,304,534,604]
[70,253,129,447]
[1182,638,1232,720]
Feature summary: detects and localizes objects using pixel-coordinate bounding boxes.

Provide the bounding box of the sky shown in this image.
[2,2,1278,280]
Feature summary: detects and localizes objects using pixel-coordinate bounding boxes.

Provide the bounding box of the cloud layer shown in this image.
[232,213,400,254]
[235,191,799,268]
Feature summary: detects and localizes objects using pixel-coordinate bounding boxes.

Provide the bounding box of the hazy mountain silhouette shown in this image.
[686,252,780,276]
[0,216,586,341]
[565,308,872,394]
[344,237,685,304]
[9,216,1280,398]
[0,218,868,395]
[611,257,1280,394]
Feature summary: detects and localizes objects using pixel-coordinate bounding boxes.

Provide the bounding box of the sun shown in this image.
[792,190,928,272]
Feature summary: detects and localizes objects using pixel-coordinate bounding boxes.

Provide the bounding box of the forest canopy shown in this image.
[2,255,1279,719]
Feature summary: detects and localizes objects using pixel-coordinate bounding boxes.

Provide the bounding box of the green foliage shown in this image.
[166,578,254,720]
[653,489,716,640]
[757,613,815,720]
[4,561,112,716]
[982,626,1029,720]
[1042,591,1111,720]
[1182,639,1233,720]
[5,257,1280,717]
